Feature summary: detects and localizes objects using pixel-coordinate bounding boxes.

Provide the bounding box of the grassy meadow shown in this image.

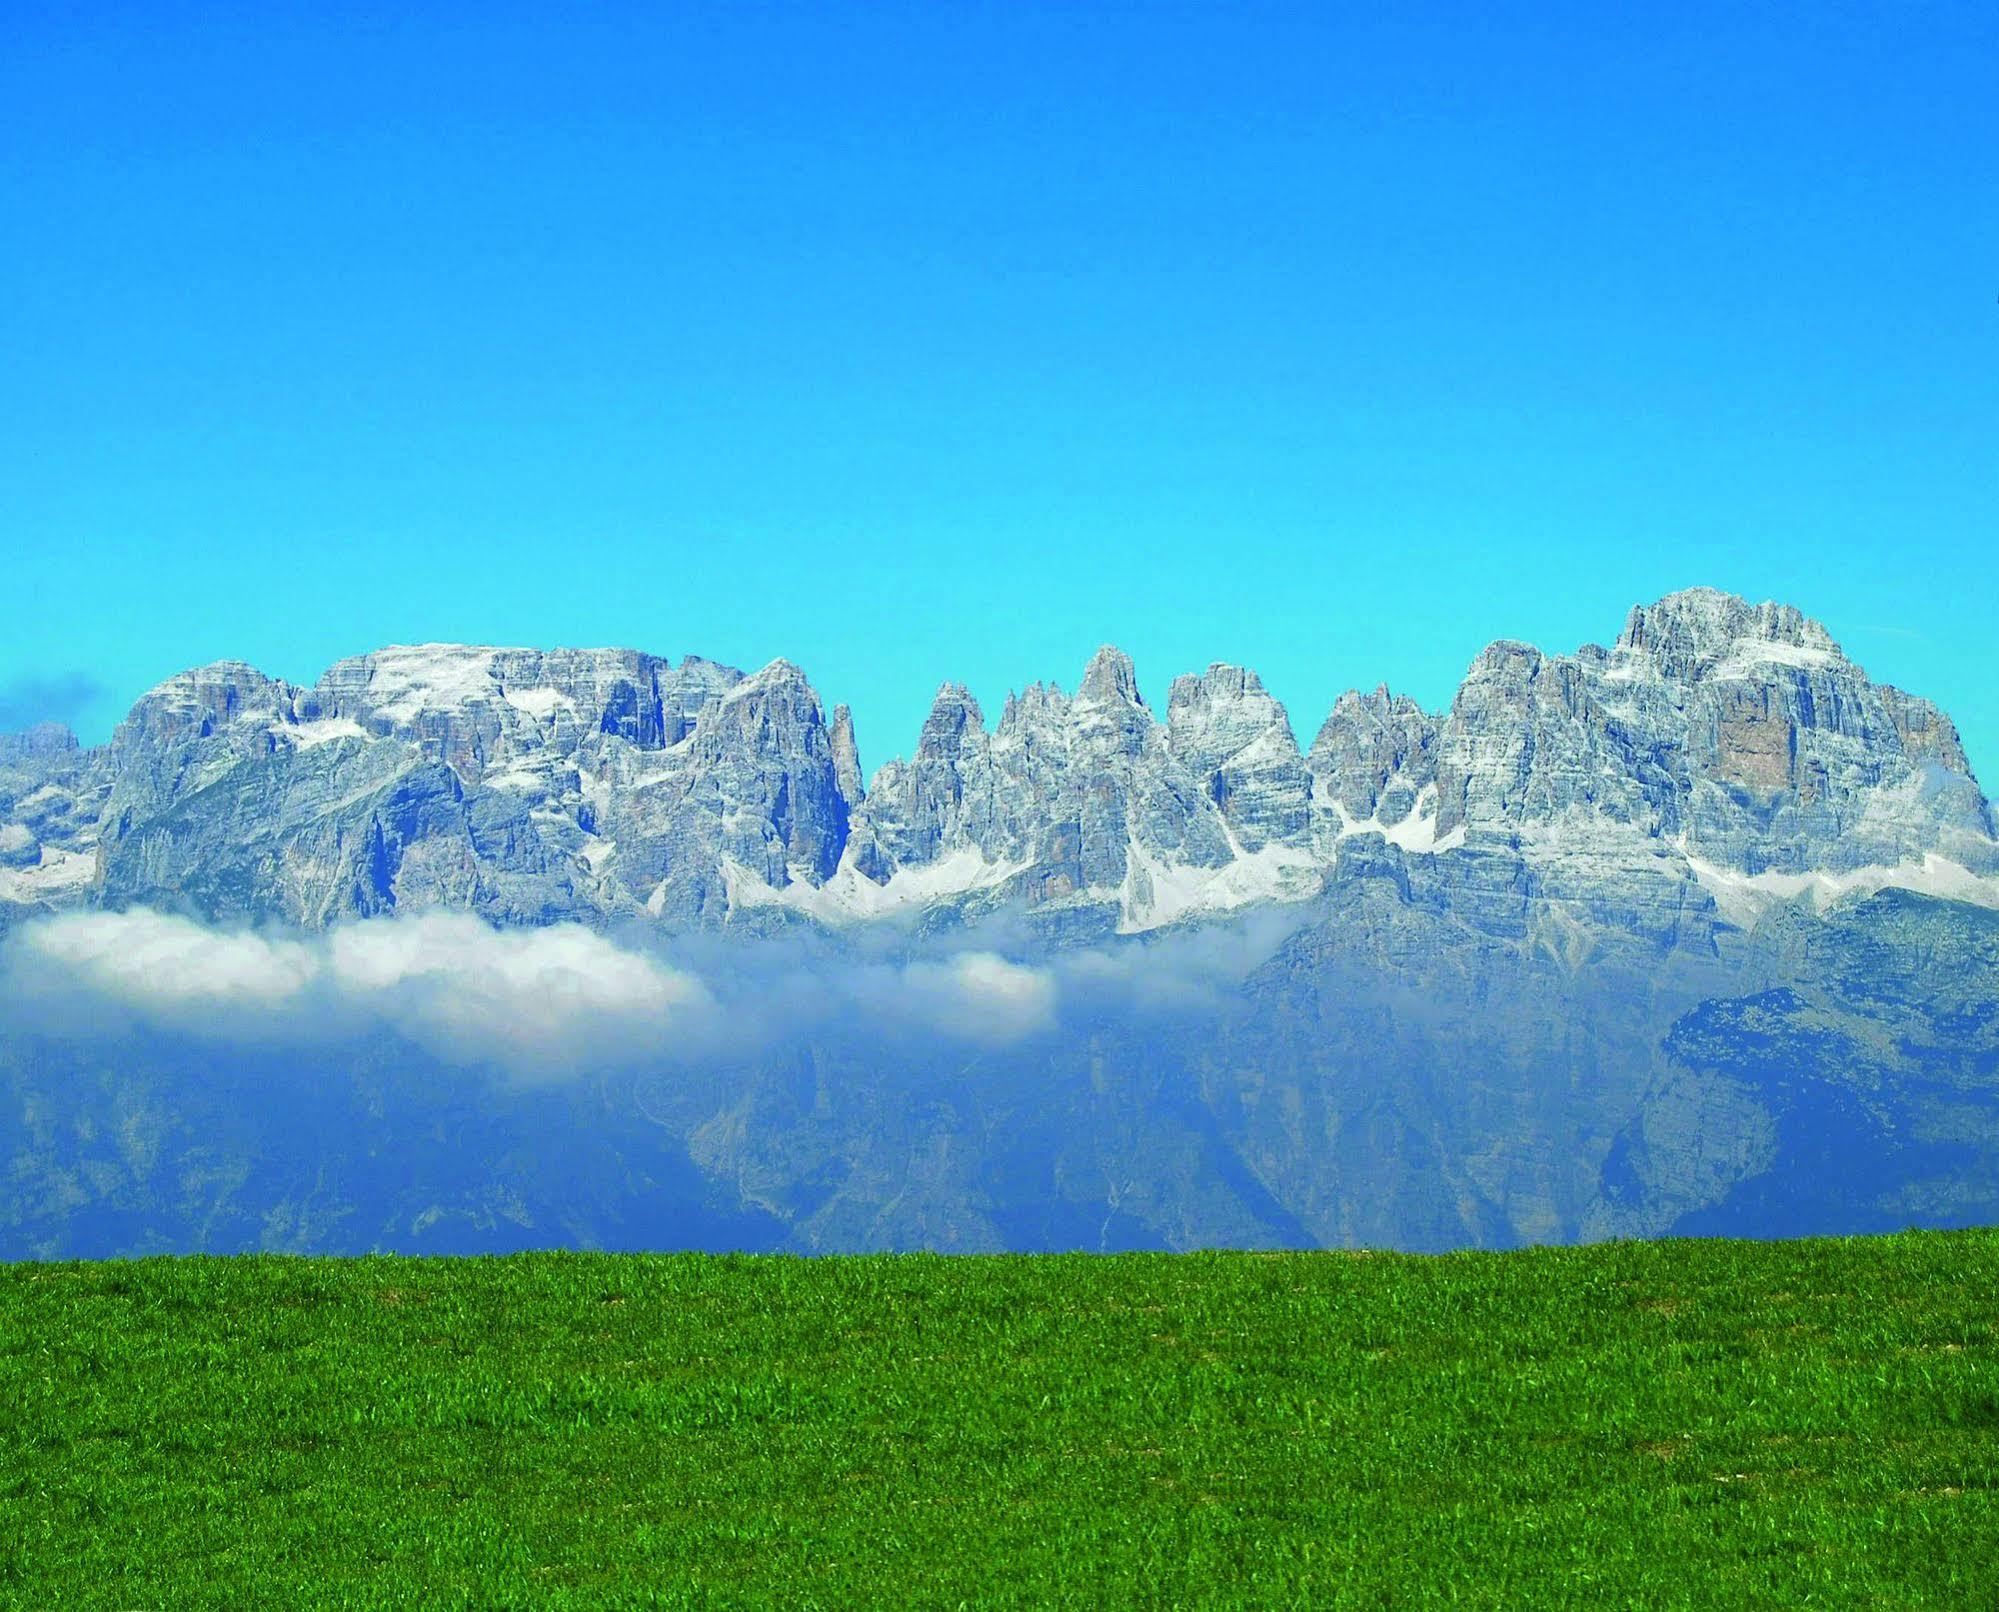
[3,1230,1996,1607]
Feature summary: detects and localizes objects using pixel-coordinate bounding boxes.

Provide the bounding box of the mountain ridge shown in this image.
[3,587,1992,936]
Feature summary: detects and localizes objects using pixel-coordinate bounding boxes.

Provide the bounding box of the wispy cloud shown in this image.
[0,673,107,734]
[0,908,1105,1076]
[846,950,1060,1044]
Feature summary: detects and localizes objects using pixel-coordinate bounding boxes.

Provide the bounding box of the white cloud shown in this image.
[325,911,712,1072]
[1052,910,1303,1015]
[0,908,1232,1075]
[893,951,1058,1044]
[3,907,711,1076]
[13,908,317,1025]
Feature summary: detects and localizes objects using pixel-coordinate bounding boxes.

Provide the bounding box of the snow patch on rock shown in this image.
[278,718,371,749]
[1684,849,1999,928]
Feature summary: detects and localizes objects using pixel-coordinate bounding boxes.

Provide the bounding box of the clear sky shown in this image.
[4,1,1995,778]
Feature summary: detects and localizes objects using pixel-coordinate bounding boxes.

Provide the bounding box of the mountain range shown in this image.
[5,585,1992,937]
[3,586,1996,1258]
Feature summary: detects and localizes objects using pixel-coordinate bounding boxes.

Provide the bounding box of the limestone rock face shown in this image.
[1165,665,1311,853]
[1305,685,1440,845]
[5,593,1999,1259]
[102,662,303,843]
[846,682,995,875]
[100,741,576,927]
[1430,587,1994,884]
[622,658,856,920]
[1432,640,1659,843]
[86,656,582,926]
[10,644,859,928]
[829,705,864,808]
[0,724,108,925]
[2,588,1993,934]
[307,644,740,782]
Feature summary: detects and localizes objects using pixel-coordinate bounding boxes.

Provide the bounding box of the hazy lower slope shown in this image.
[1596,891,1999,1240]
[4,886,1992,1259]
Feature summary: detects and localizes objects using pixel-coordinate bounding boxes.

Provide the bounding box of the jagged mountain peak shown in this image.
[1614,587,1844,680]
[1168,662,1272,704]
[115,660,298,751]
[1168,664,1298,754]
[727,657,814,698]
[1429,586,1994,891]
[829,704,865,805]
[1305,682,1440,833]
[998,681,1071,734]
[1462,638,1547,680]
[1308,684,1433,752]
[1078,644,1144,707]
[133,658,290,704]
[928,679,981,710]
[916,683,986,757]
[1316,683,1433,726]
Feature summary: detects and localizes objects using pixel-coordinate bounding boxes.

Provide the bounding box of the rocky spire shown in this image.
[915,683,985,760]
[829,704,864,806]
[1078,645,1143,707]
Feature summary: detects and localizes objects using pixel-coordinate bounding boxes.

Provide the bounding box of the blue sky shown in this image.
[4,1,1995,777]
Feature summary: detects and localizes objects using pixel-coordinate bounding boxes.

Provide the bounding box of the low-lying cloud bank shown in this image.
[6,909,711,1074]
[0,907,1161,1076]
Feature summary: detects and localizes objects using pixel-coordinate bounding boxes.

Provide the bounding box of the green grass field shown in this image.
[3,1232,1995,1608]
